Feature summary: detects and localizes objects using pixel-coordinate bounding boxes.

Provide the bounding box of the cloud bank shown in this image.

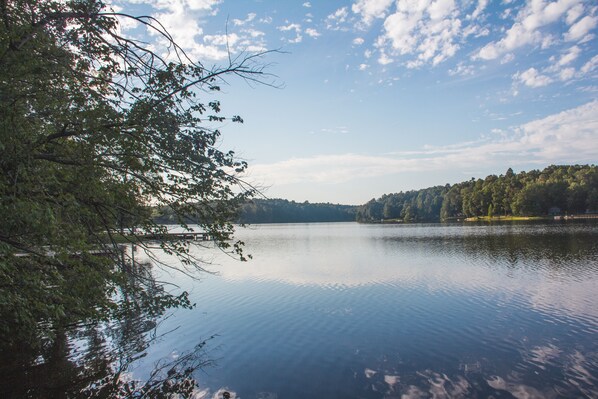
[247,100,598,186]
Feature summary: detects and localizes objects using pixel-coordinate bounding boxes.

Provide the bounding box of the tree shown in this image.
[0,0,272,349]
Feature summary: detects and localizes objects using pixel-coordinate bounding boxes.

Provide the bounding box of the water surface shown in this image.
[131,221,598,398]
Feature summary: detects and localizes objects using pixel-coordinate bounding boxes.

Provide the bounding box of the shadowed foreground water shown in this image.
[5,221,598,398]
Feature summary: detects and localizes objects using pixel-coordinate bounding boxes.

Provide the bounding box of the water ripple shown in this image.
[135,222,598,398]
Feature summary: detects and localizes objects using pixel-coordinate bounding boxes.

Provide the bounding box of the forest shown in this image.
[356,165,598,222]
[238,199,356,223]
[154,199,356,224]
[153,165,598,225]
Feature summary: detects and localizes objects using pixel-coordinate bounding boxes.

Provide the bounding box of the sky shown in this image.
[113,0,598,205]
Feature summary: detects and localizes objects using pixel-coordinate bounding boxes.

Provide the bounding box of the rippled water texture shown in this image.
[138,222,598,398]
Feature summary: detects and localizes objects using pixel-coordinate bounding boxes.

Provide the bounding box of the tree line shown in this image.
[239,199,356,223]
[356,165,598,222]
[154,198,357,224]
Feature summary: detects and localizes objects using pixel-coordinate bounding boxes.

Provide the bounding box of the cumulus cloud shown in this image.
[353,37,365,45]
[378,51,393,65]
[515,44,596,88]
[476,0,590,60]
[514,67,553,87]
[580,54,598,74]
[566,3,585,25]
[557,45,581,66]
[326,7,351,30]
[120,0,269,61]
[351,0,394,25]
[365,0,493,68]
[564,15,598,41]
[559,67,576,80]
[501,53,515,64]
[468,0,488,20]
[246,101,598,185]
[305,28,321,38]
[448,61,475,76]
[278,23,301,32]
[278,22,303,43]
[232,12,256,26]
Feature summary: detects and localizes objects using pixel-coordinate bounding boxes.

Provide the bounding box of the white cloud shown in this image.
[514,67,553,87]
[278,23,301,32]
[326,7,350,30]
[580,54,598,74]
[517,100,598,160]
[185,0,222,11]
[477,22,538,60]
[558,45,581,65]
[358,63,369,70]
[468,0,489,20]
[278,22,303,43]
[371,0,472,67]
[244,28,265,38]
[501,7,513,19]
[232,12,256,26]
[378,51,393,65]
[476,0,583,60]
[318,126,349,134]
[203,33,239,46]
[539,45,597,83]
[352,0,394,25]
[501,53,515,64]
[559,67,576,80]
[448,61,475,76]
[246,101,598,186]
[564,15,598,41]
[150,8,225,60]
[121,0,269,61]
[305,28,321,38]
[566,3,585,24]
[353,37,365,45]
[303,2,311,7]
[462,24,490,38]
[428,0,456,20]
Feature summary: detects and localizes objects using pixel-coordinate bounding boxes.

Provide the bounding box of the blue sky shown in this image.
[114,0,598,205]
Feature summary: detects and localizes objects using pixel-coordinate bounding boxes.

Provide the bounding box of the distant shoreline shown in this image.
[359,214,598,224]
[464,214,598,222]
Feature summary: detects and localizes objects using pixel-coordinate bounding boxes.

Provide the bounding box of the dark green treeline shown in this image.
[238,199,356,223]
[357,165,598,222]
[154,198,356,224]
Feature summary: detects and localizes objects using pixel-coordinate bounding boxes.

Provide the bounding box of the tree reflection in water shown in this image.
[0,257,215,399]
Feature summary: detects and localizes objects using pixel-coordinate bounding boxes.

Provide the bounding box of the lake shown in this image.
[7,222,598,398]
[123,221,598,399]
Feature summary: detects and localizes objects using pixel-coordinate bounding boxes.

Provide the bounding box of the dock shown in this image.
[135,232,212,241]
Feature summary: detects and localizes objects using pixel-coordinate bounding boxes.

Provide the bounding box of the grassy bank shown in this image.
[464,216,548,222]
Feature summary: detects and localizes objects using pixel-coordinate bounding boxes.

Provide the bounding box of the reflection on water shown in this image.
[0,259,215,399]
[162,222,598,399]
[4,222,598,398]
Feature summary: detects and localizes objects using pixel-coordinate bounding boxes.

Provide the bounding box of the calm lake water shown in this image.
[8,222,597,398]
[123,221,598,399]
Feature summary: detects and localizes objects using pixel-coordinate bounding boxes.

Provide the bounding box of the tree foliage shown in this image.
[153,199,356,224]
[357,165,598,222]
[237,199,356,224]
[0,0,270,348]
